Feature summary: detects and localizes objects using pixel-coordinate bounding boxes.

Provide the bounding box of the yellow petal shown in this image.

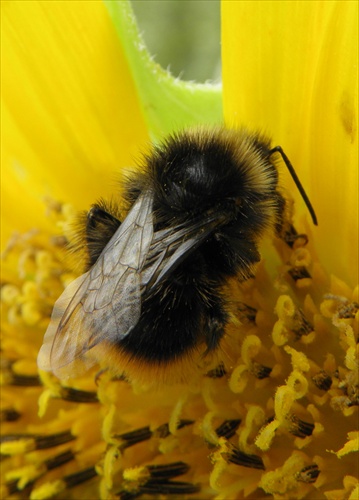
[222,1,358,286]
[1,0,148,248]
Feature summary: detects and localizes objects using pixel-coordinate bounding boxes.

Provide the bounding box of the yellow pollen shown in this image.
[30,480,65,500]
[1,196,358,499]
[1,284,21,305]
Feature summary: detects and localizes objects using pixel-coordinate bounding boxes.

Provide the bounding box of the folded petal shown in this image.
[105,0,222,138]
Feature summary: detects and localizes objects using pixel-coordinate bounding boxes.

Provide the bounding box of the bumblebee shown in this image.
[38,128,317,383]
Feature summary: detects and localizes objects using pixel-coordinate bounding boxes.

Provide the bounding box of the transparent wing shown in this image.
[38,190,230,379]
[37,190,154,378]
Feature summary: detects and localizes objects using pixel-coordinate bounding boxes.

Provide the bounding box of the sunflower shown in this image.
[1,1,358,499]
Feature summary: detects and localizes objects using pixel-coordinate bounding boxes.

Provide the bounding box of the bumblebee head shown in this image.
[149,128,279,236]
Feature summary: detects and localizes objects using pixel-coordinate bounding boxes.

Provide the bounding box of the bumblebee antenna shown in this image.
[270,146,318,226]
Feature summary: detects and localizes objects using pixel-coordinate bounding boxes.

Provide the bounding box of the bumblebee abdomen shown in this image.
[118,283,204,363]
[117,255,228,364]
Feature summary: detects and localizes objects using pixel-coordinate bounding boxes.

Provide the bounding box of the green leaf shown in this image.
[104,0,223,139]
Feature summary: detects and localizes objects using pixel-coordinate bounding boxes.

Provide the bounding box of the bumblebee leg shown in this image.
[85,202,122,268]
[203,300,228,353]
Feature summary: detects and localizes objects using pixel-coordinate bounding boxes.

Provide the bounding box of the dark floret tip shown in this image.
[251,362,272,379]
[288,266,312,282]
[8,373,41,387]
[215,419,241,440]
[60,387,98,403]
[63,466,97,488]
[138,480,201,495]
[338,301,359,319]
[1,430,75,450]
[205,363,227,378]
[295,464,321,483]
[0,408,21,422]
[44,450,75,470]
[114,420,194,449]
[222,446,265,470]
[312,371,333,391]
[115,426,152,449]
[288,415,314,438]
[154,419,194,438]
[147,461,191,479]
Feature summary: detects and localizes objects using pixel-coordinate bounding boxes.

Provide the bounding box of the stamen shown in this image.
[3,479,21,497]
[288,415,314,438]
[0,431,75,454]
[323,294,359,319]
[312,370,333,391]
[222,444,265,470]
[289,247,312,268]
[44,450,75,471]
[275,296,314,340]
[295,464,320,483]
[337,371,359,407]
[1,360,41,386]
[63,466,97,488]
[3,450,76,495]
[29,479,65,499]
[110,417,197,452]
[338,301,359,319]
[0,409,21,422]
[138,480,200,495]
[215,419,241,440]
[251,362,272,379]
[147,461,190,479]
[117,491,141,500]
[114,427,152,450]
[119,461,200,498]
[4,478,36,498]
[59,387,98,403]
[283,225,309,248]
[30,466,98,500]
[1,183,357,499]
[205,363,227,378]
[34,431,76,450]
[288,265,312,282]
[6,373,41,387]
[154,419,194,438]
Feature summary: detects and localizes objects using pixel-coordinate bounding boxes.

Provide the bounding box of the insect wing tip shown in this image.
[37,338,53,372]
